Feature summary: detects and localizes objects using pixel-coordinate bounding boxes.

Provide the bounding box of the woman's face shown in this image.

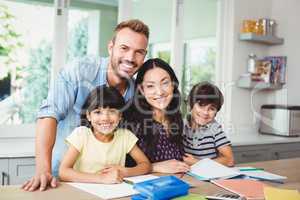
[140,67,174,111]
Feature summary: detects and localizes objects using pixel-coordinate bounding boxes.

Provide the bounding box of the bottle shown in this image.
[247,53,256,73]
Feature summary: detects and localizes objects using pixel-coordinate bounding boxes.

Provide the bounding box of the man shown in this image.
[22,19,149,191]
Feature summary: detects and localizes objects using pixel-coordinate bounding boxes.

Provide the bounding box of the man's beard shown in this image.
[110,55,137,80]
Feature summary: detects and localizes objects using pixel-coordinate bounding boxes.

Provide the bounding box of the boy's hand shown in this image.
[98,168,123,184]
[183,153,199,165]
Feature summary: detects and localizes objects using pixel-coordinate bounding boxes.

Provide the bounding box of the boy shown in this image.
[183,82,234,167]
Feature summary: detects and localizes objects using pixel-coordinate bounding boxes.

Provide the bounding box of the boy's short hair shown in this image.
[188,81,224,111]
[113,19,149,40]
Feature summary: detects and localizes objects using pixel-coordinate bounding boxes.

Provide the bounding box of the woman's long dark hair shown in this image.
[125,58,184,158]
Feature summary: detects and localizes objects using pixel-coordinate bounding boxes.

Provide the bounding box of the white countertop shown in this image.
[0,137,35,158]
[229,132,300,146]
[0,133,300,158]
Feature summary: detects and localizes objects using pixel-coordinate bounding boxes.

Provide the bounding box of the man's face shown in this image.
[108,27,148,79]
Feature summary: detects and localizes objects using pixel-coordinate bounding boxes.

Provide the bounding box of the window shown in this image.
[0,1,54,124]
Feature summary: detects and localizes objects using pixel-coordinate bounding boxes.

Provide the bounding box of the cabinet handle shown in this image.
[1,172,4,186]
[1,172,9,185]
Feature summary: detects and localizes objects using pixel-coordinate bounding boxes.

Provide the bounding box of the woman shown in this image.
[124,58,189,174]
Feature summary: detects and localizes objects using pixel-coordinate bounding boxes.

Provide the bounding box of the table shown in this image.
[1,158,300,200]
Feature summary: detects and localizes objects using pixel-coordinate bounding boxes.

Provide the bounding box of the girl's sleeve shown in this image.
[65,127,86,152]
[123,129,138,153]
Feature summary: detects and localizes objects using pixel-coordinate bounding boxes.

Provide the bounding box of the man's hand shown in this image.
[21,172,58,191]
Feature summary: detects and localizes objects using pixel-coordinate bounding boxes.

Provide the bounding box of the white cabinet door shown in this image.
[0,159,9,185]
[8,157,35,185]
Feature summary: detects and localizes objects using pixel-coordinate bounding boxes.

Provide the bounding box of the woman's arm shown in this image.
[59,146,123,183]
[152,159,190,173]
[214,145,235,167]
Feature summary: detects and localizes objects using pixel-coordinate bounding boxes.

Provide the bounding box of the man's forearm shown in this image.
[35,118,57,173]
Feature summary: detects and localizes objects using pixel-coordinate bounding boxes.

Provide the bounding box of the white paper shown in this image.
[189,158,241,180]
[67,182,138,199]
[124,174,159,184]
[239,169,287,180]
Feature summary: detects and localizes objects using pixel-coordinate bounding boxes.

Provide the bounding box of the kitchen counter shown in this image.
[229,132,300,146]
[0,137,35,158]
[0,133,300,158]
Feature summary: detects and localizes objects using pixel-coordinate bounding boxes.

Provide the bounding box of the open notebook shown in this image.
[67,174,159,199]
[188,158,241,181]
[235,167,287,183]
[188,159,287,183]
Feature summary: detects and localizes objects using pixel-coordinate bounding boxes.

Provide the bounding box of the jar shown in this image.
[241,20,257,33]
[247,53,257,73]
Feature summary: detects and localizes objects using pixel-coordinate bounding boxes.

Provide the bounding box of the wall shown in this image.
[269,0,300,105]
[131,0,218,43]
[229,0,300,134]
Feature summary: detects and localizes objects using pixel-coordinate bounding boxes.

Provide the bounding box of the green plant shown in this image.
[18,42,51,123]
[18,17,88,123]
[0,4,23,80]
[68,17,88,60]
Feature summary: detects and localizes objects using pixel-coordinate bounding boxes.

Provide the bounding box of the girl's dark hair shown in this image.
[125,58,184,158]
[188,81,224,111]
[80,85,125,128]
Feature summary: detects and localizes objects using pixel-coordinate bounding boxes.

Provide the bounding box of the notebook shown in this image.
[264,187,300,200]
[124,174,159,184]
[67,182,138,199]
[188,158,241,181]
[235,167,287,183]
[211,179,267,200]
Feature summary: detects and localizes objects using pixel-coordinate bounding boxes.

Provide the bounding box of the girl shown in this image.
[124,58,190,174]
[59,86,151,184]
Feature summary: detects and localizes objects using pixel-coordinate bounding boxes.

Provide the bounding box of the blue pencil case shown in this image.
[132,176,190,200]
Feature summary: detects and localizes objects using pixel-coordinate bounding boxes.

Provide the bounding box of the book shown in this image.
[188,158,241,181]
[67,182,138,199]
[123,174,159,184]
[264,187,300,200]
[172,193,208,200]
[265,56,287,84]
[211,179,267,200]
[235,167,287,183]
[253,59,272,83]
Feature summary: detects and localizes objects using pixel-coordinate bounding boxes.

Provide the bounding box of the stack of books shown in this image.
[250,56,287,84]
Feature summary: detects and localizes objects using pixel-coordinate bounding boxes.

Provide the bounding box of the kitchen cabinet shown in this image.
[232,142,300,163]
[0,157,35,185]
[0,159,9,186]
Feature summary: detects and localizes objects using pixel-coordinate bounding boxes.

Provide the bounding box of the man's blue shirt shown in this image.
[37,56,135,176]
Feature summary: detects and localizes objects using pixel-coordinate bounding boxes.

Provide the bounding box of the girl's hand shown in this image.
[101,165,126,175]
[183,153,199,165]
[152,159,190,173]
[98,168,123,184]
